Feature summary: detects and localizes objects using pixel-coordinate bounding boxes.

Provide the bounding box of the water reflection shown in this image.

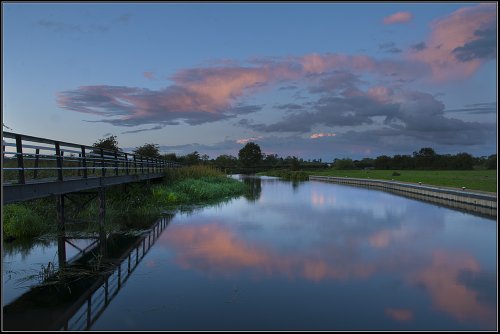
[3,216,173,331]
[3,177,496,331]
[150,177,496,330]
[242,176,262,201]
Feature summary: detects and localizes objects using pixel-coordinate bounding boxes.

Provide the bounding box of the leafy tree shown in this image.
[134,143,161,158]
[200,154,210,164]
[332,158,355,170]
[184,151,201,165]
[163,153,178,162]
[214,154,238,167]
[413,147,437,169]
[354,158,375,169]
[452,152,474,170]
[374,155,392,170]
[487,154,497,170]
[238,142,262,167]
[263,153,280,166]
[92,135,119,152]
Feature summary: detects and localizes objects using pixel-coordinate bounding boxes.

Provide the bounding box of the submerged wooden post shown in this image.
[56,194,66,269]
[57,232,67,270]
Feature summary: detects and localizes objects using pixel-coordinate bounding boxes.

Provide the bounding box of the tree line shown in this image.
[93,136,496,171]
[332,147,496,170]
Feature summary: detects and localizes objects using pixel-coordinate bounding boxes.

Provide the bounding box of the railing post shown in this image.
[114,150,118,176]
[81,146,87,178]
[133,155,137,175]
[15,134,25,184]
[77,153,81,177]
[140,156,144,174]
[55,141,63,181]
[125,153,129,175]
[34,148,40,179]
[100,148,105,176]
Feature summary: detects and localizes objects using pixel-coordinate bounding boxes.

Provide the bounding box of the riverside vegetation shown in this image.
[3,166,246,241]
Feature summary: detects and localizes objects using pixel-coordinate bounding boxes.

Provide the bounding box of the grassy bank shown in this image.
[303,169,496,193]
[258,169,496,193]
[3,166,246,240]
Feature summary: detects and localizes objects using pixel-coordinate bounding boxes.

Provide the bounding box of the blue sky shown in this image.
[2,2,497,160]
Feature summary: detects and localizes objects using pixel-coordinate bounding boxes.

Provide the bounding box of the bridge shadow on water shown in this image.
[3,215,174,331]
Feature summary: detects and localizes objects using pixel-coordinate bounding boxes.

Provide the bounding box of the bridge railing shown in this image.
[2,132,181,185]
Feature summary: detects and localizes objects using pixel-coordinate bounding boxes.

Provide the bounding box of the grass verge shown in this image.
[301,169,496,193]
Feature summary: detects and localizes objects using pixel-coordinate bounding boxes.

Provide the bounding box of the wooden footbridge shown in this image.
[2,131,181,226]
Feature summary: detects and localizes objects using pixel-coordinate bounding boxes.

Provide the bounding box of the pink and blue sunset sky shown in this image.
[2,2,497,160]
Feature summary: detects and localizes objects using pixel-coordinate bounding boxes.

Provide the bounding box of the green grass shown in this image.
[3,204,53,239]
[3,166,247,240]
[153,176,246,205]
[302,169,497,193]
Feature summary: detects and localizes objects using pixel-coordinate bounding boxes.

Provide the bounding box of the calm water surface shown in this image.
[3,176,497,330]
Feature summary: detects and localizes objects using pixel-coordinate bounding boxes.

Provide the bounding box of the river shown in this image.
[2,175,497,330]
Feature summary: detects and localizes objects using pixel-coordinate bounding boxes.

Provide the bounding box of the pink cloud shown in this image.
[310,133,336,139]
[412,251,496,325]
[159,222,378,281]
[236,136,263,144]
[408,3,496,81]
[383,11,413,25]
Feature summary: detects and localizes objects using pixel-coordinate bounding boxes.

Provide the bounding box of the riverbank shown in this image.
[261,169,496,193]
[3,166,247,241]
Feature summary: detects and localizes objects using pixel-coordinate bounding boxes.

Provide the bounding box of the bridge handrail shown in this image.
[2,131,181,184]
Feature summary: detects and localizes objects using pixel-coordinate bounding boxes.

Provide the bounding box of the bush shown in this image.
[392,172,401,176]
[3,204,52,239]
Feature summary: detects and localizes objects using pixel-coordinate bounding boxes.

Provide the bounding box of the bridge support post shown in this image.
[57,233,67,269]
[56,194,65,231]
[98,187,106,227]
[56,194,67,269]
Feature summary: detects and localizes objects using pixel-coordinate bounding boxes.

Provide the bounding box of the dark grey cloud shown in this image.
[238,87,495,149]
[411,42,427,51]
[278,85,298,90]
[122,125,163,134]
[274,103,305,111]
[229,104,263,114]
[241,94,399,133]
[445,102,497,115]
[379,41,402,54]
[309,71,363,94]
[453,27,496,62]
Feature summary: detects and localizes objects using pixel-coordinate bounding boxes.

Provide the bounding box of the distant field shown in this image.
[303,170,497,193]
